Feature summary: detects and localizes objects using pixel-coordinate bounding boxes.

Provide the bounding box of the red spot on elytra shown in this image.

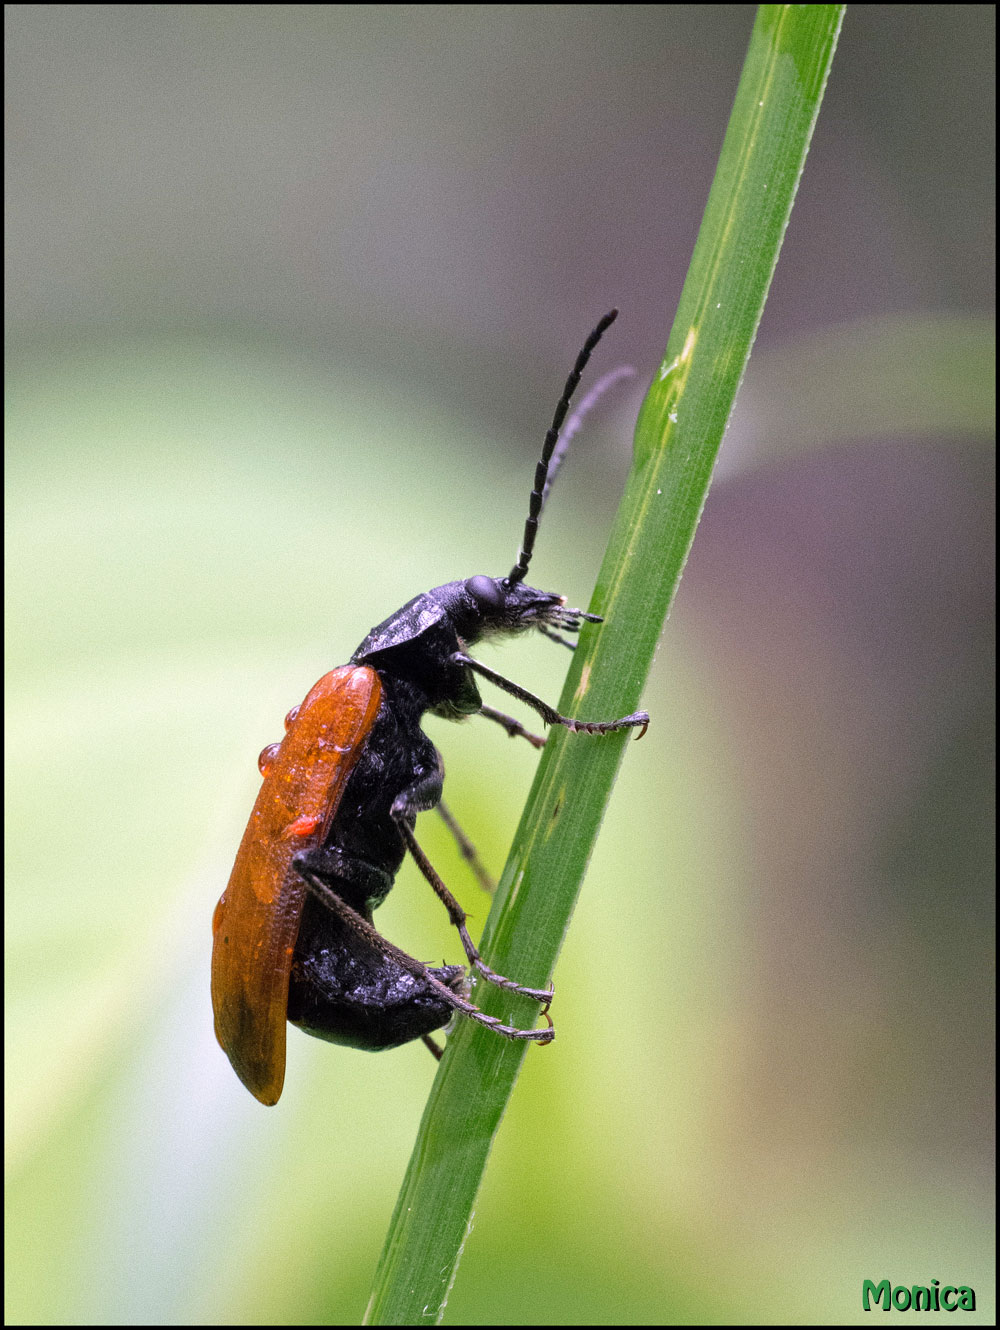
[282,813,321,839]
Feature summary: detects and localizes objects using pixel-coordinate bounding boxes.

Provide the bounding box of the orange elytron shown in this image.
[211,665,382,1105]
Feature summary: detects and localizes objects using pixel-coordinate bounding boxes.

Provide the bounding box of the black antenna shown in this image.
[507,308,619,585]
[540,364,635,510]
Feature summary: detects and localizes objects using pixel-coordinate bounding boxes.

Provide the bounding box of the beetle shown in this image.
[211,309,648,1104]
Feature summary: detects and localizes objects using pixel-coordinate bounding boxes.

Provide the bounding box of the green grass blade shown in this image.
[365,6,846,1323]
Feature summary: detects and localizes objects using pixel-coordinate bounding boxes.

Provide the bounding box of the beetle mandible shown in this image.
[211,309,648,1104]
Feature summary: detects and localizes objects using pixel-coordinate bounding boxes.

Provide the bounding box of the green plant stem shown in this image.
[365,6,846,1324]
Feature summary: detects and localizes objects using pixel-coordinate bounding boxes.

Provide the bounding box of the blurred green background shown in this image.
[6,5,994,1324]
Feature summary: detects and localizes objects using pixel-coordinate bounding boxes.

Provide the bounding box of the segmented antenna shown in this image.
[507,309,619,585]
[540,364,636,510]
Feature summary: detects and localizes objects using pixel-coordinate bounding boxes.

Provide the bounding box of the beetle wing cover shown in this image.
[211,665,382,1105]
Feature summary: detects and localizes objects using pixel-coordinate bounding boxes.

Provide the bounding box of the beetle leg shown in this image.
[452,651,563,724]
[537,624,577,650]
[452,651,649,737]
[395,819,555,1006]
[477,704,547,749]
[422,1034,445,1060]
[297,867,554,1043]
[436,800,496,894]
[292,845,392,901]
[391,771,549,997]
[389,757,444,821]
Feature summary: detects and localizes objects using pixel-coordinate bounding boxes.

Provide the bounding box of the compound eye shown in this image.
[465,575,505,611]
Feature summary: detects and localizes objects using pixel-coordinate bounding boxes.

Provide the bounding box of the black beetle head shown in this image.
[455,574,600,645]
[351,576,598,665]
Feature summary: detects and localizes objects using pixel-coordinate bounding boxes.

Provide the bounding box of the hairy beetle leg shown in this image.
[478,704,547,750]
[422,1034,445,1061]
[398,820,555,1005]
[566,710,650,739]
[298,868,554,1042]
[537,624,578,650]
[436,800,497,893]
[292,844,392,897]
[454,652,649,740]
